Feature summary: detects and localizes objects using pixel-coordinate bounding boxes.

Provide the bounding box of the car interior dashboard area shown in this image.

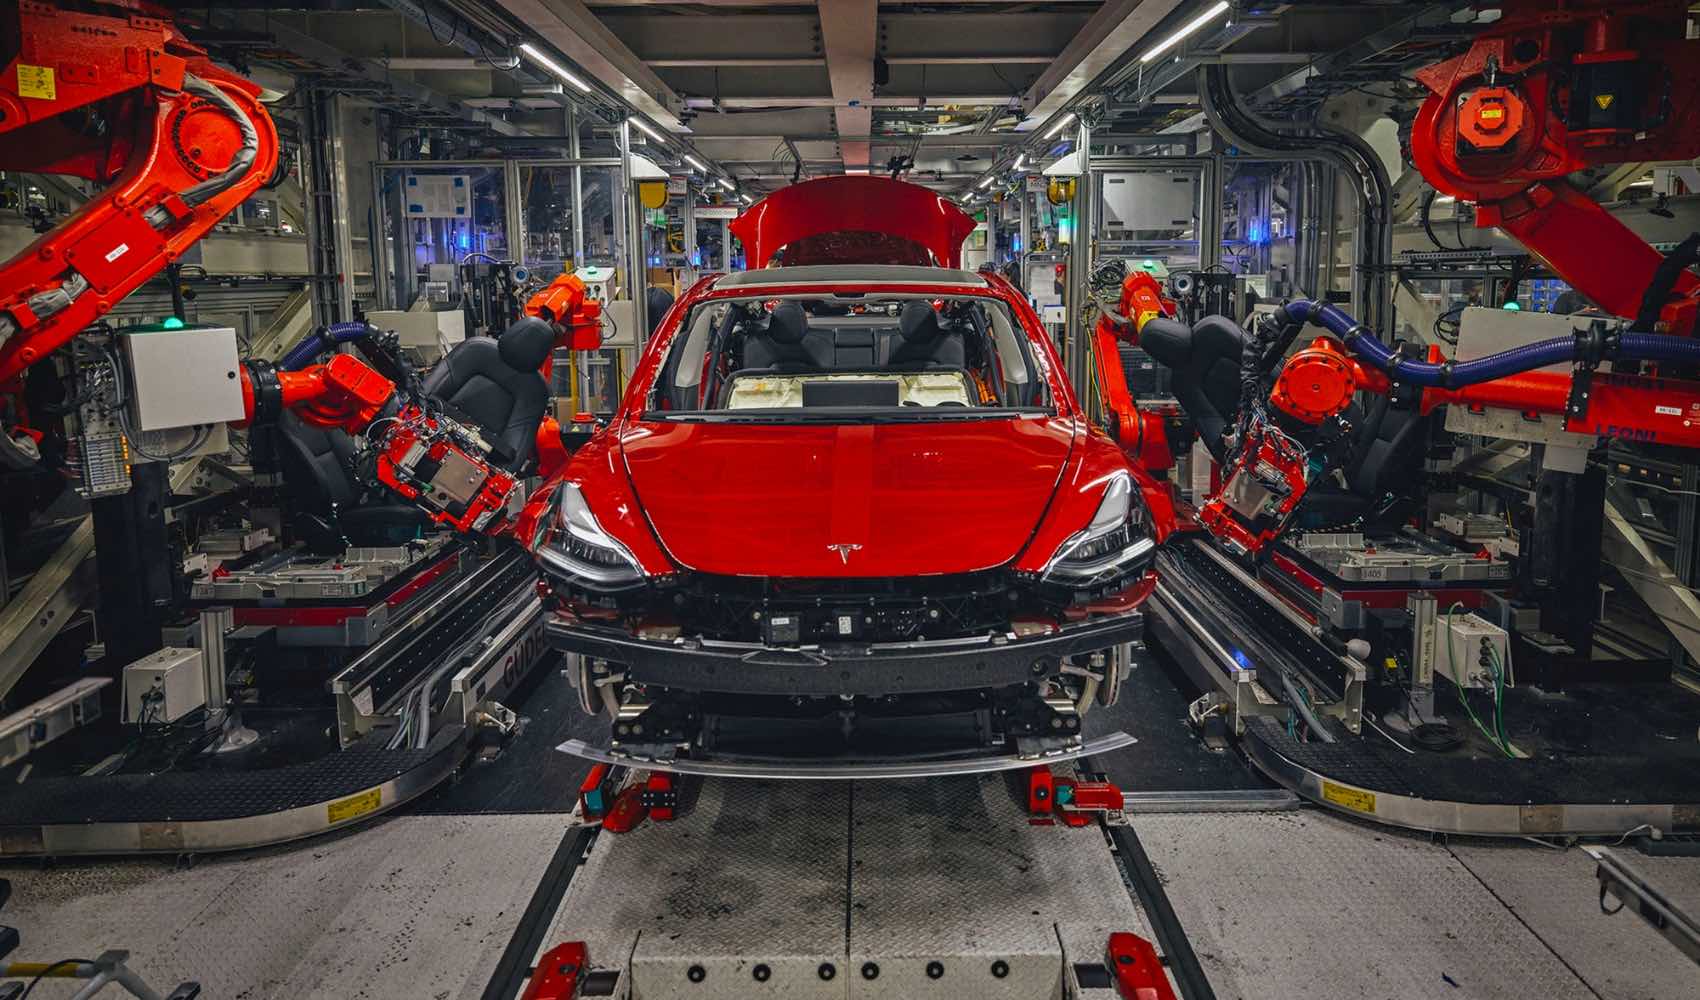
[651,294,1046,412]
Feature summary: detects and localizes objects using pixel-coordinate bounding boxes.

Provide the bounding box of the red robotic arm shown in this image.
[237,354,522,536]
[1411,0,1700,334]
[1092,270,1179,473]
[0,2,281,382]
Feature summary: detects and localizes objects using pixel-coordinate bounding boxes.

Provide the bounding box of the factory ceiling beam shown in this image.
[494,0,687,131]
[819,0,879,172]
[210,13,530,137]
[1017,0,1187,132]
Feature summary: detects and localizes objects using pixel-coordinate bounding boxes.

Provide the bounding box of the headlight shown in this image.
[1040,472,1156,590]
[534,482,648,592]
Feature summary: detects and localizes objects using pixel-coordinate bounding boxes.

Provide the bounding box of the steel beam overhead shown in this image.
[1018,0,1187,131]
[495,0,688,131]
[819,0,879,171]
[210,13,529,137]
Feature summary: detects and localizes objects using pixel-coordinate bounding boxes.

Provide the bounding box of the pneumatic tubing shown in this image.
[1274,300,1700,386]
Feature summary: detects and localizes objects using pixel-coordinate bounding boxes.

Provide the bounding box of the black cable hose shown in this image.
[1411,722,1465,753]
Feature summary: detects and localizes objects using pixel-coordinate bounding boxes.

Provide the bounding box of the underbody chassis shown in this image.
[545,609,1144,775]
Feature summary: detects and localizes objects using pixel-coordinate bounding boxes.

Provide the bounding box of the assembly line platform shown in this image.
[1151,537,1700,837]
[507,772,1195,999]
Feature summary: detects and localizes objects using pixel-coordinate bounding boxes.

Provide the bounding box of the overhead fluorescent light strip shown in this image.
[1140,1,1231,64]
[1014,154,1026,171]
[519,42,591,93]
[629,117,666,143]
[977,176,994,189]
[683,154,707,172]
[1043,112,1077,141]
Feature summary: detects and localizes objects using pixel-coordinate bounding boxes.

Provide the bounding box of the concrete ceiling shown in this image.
[178,1,1447,198]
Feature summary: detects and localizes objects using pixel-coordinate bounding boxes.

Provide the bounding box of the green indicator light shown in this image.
[162,316,186,329]
[1501,301,1521,311]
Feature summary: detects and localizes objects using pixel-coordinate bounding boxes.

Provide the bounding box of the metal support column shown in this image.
[504,159,526,272]
[1200,152,1223,270]
[1065,119,1093,394]
[620,120,649,352]
[569,106,585,267]
[90,463,174,672]
[1018,178,1031,285]
[682,197,697,285]
[326,94,357,321]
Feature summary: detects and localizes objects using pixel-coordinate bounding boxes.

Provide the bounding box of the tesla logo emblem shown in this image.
[828,543,863,564]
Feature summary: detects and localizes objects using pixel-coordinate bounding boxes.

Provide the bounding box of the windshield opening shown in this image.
[648,293,1052,418]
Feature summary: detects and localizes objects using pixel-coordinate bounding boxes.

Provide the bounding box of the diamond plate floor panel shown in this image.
[0,813,570,999]
[539,780,852,999]
[1450,841,1700,999]
[540,775,1162,1000]
[847,776,1154,1000]
[1130,811,1602,1000]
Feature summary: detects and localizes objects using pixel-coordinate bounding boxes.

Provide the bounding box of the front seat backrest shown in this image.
[741,301,826,371]
[888,301,965,367]
[274,410,359,514]
[421,316,551,472]
[1140,315,1248,462]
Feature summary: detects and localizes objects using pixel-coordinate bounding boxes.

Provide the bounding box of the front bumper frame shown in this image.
[545,610,1143,696]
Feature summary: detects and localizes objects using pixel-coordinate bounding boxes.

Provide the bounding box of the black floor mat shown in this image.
[1248,680,1700,804]
[408,655,602,814]
[1087,641,1272,793]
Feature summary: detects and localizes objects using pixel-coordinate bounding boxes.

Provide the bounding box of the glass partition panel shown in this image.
[377,163,508,310]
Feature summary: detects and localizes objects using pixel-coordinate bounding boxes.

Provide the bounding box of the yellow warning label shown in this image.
[16,64,55,101]
[1595,93,1616,110]
[1320,780,1377,814]
[327,787,382,825]
[1479,107,1504,120]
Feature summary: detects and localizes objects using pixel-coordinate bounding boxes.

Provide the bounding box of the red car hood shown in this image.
[619,417,1077,577]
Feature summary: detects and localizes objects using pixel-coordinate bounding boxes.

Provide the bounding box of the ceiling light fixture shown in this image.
[1014,154,1026,171]
[977,175,994,189]
[1043,112,1077,142]
[519,42,591,93]
[629,117,666,143]
[739,193,753,204]
[845,167,870,175]
[717,178,734,191]
[1139,1,1231,64]
[683,154,707,172]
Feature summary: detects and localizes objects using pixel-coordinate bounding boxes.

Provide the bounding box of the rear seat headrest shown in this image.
[767,301,809,344]
[899,300,942,342]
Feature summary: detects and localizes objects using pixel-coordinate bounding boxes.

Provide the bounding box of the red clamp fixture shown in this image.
[1106,932,1178,1000]
[520,942,588,1000]
[1027,767,1124,827]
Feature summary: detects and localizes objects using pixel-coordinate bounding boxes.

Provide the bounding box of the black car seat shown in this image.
[273,411,434,549]
[741,301,828,371]
[887,301,965,367]
[1139,315,1248,462]
[1298,394,1428,524]
[421,316,552,473]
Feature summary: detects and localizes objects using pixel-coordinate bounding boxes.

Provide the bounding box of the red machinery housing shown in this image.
[1411,0,1700,334]
[0,1,281,382]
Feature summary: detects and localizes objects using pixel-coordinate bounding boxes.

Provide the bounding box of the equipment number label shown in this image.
[1320,779,1376,814]
[327,787,383,824]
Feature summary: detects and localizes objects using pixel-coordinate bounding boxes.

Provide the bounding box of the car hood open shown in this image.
[619,416,1077,577]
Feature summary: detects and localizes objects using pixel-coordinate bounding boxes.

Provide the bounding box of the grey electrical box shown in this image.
[122,646,208,724]
[119,325,247,432]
